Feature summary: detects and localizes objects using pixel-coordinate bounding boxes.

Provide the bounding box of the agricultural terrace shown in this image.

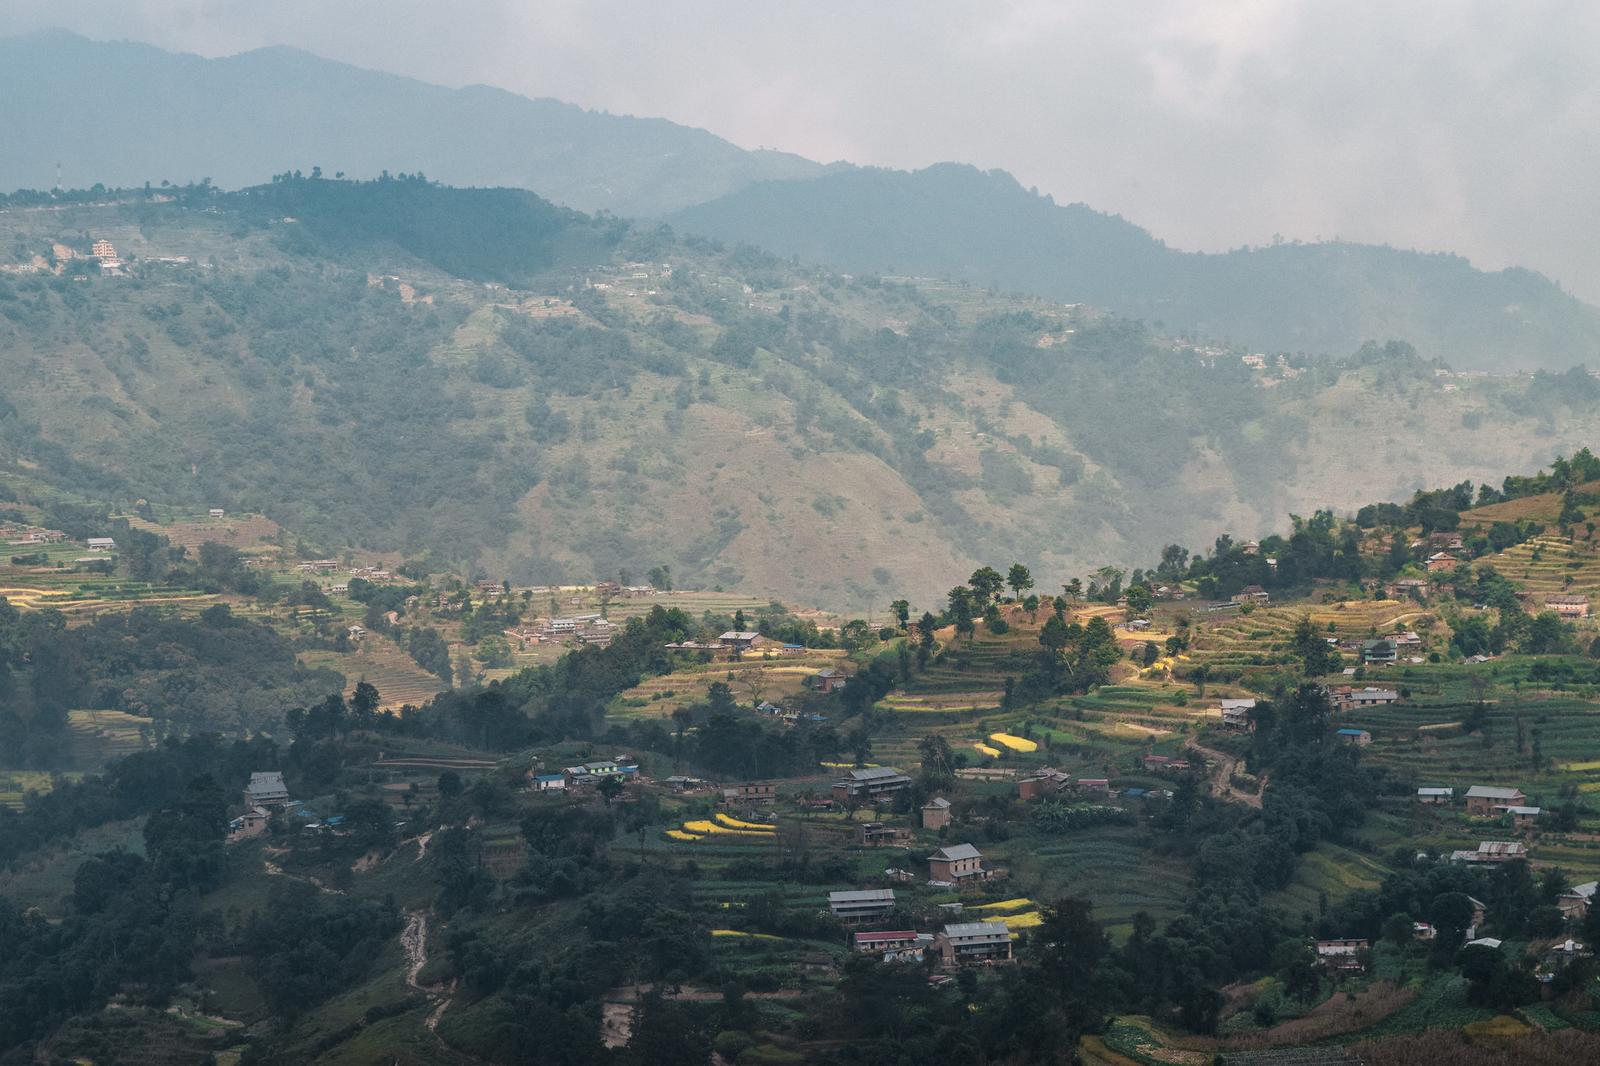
[1485,532,1600,599]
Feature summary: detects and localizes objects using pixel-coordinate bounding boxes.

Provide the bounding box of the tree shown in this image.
[912,611,938,670]
[1429,891,1477,954]
[597,776,624,806]
[1030,897,1109,1030]
[918,734,954,781]
[438,770,464,798]
[648,565,673,591]
[946,587,977,642]
[1125,584,1154,617]
[1006,563,1034,600]
[969,567,1005,610]
[890,599,911,629]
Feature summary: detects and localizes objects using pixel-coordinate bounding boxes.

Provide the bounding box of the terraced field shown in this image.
[66,708,151,768]
[301,641,447,709]
[1486,533,1600,599]
[123,511,284,554]
[611,648,850,719]
[0,566,220,616]
[1187,600,1425,674]
[1007,827,1190,936]
[1339,682,1600,804]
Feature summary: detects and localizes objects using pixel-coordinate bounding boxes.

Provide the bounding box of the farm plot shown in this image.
[300,642,446,709]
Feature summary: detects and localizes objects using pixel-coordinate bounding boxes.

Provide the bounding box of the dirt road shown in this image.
[1184,740,1264,809]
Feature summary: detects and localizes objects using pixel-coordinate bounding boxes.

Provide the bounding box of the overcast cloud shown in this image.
[5,0,1600,301]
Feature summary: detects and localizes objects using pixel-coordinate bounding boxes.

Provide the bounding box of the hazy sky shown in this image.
[7,0,1600,301]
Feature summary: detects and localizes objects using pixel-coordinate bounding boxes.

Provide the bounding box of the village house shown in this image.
[928,843,987,883]
[86,537,117,552]
[921,796,953,830]
[208,507,225,518]
[827,888,897,923]
[1017,767,1071,800]
[832,766,913,804]
[1331,686,1400,710]
[1386,578,1431,600]
[1499,805,1543,829]
[857,822,912,846]
[1231,585,1271,605]
[1425,552,1459,573]
[243,771,290,809]
[723,781,778,807]
[1361,639,1398,665]
[532,773,567,792]
[1455,840,1528,863]
[1428,532,1466,552]
[1465,785,1526,816]
[1336,728,1373,746]
[1545,594,1590,618]
[854,931,930,962]
[806,668,849,693]
[1220,698,1258,731]
[1559,881,1598,920]
[1416,787,1454,804]
[719,630,765,653]
[1315,938,1370,972]
[228,806,270,842]
[937,921,1014,967]
[1076,778,1111,798]
[1141,754,1178,772]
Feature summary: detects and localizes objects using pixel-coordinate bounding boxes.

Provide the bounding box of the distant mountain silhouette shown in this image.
[0,30,824,216]
[669,163,1600,370]
[7,31,1598,368]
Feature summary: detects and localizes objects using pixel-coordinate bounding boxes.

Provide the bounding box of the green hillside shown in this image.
[669,162,1600,371]
[7,178,1600,609]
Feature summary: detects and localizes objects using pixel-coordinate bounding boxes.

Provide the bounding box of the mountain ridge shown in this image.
[667,162,1600,371]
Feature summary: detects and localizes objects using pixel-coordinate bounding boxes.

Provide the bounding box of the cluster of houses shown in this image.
[529,756,639,793]
[593,580,658,599]
[1415,784,1544,829]
[660,631,817,664]
[509,614,621,649]
[829,881,1016,969]
[1,524,68,547]
[1019,768,1096,800]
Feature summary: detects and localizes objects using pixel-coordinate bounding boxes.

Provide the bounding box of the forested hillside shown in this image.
[7,177,1600,608]
[669,163,1600,371]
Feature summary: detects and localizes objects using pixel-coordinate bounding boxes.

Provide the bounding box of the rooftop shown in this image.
[828,889,897,904]
[930,843,981,862]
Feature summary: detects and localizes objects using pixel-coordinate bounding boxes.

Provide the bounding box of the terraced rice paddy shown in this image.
[666,812,778,842]
[300,642,446,709]
[67,709,150,767]
[1487,533,1600,598]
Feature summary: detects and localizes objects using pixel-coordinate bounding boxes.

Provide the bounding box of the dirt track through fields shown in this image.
[1185,740,1264,808]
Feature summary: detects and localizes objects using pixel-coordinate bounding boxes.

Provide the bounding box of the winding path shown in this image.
[1185,740,1264,809]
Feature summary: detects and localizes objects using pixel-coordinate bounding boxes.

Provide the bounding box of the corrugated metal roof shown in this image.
[828,889,896,904]
[943,921,1010,939]
[931,843,981,862]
